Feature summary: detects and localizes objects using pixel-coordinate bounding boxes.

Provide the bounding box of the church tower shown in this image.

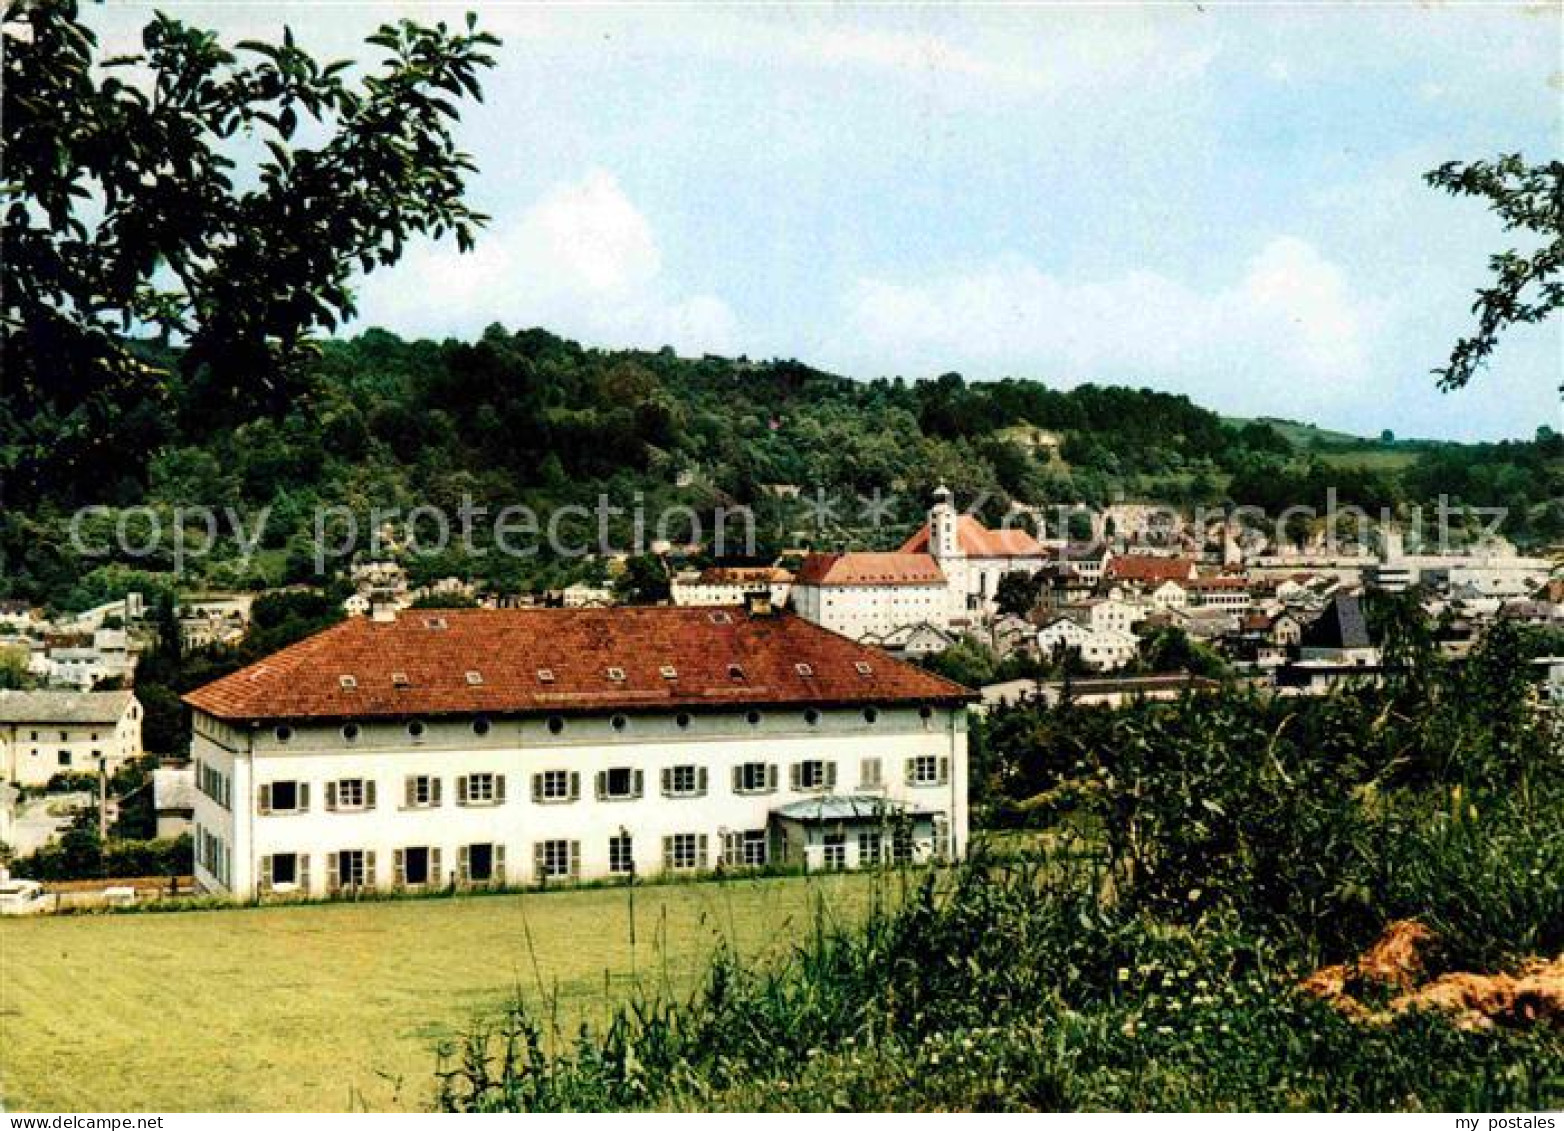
[929,486,960,562]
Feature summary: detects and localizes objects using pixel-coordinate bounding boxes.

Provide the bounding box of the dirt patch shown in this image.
[1302,920,1563,1031]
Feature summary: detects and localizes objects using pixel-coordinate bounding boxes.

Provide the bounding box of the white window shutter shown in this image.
[732,765,742,793]
[495,774,507,804]
[430,848,442,885]
[364,850,377,887]
[530,773,542,803]
[325,781,338,811]
[493,845,506,882]
[825,762,837,790]
[662,836,673,870]
[457,775,470,806]
[790,763,801,791]
[568,772,580,802]
[633,769,645,798]
[534,842,546,881]
[431,777,442,806]
[595,771,606,800]
[298,854,311,893]
[697,767,708,796]
[404,777,416,807]
[394,849,406,887]
[660,767,671,796]
[298,782,310,812]
[257,784,272,815]
[697,834,709,869]
[939,757,950,785]
[905,758,917,786]
[767,764,779,792]
[327,852,340,892]
[458,845,471,882]
[259,855,273,893]
[365,780,377,810]
[569,841,581,879]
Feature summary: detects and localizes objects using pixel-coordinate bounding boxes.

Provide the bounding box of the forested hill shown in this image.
[8,324,1562,609]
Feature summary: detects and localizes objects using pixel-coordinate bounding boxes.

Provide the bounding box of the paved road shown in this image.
[9,791,89,855]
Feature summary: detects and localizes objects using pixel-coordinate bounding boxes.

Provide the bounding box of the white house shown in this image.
[791,553,950,640]
[1035,617,1139,671]
[671,566,793,609]
[0,689,143,787]
[182,605,973,898]
[1090,597,1149,636]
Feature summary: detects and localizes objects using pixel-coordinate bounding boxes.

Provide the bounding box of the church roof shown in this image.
[899,515,1046,558]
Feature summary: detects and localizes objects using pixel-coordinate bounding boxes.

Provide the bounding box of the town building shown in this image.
[182,605,973,898]
[671,566,793,609]
[0,689,144,787]
[791,553,949,639]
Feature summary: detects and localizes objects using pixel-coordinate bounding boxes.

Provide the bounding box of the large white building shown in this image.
[183,605,973,898]
[0,689,143,787]
[791,490,1052,645]
[790,554,949,639]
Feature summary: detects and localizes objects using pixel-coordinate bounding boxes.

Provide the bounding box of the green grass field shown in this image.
[0,873,882,1112]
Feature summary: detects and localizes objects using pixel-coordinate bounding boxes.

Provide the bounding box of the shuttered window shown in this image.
[662,832,707,870]
[732,762,775,795]
[661,765,706,798]
[393,846,440,887]
[596,767,643,800]
[459,843,505,884]
[531,770,578,803]
[790,760,834,792]
[533,839,580,881]
[459,772,505,805]
[405,775,441,807]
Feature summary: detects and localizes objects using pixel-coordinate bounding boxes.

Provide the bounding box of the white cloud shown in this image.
[834,236,1372,419]
[353,170,738,355]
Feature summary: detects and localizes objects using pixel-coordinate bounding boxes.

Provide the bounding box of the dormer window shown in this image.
[709,611,733,625]
[391,672,411,688]
[727,664,745,680]
[854,661,874,676]
[339,675,358,690]
[537,668,556,683]
[465,670,484,686]
[795,663,814,677]
[659,665,678,680]
[606,667,626,682]
[423,616,448,630]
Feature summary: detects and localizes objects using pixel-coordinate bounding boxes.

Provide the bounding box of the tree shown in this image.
[0,645,31,689]
[994,571,1042,618]
[1,1,500,506]
[615,555,670,605]
[1425,155,1563,391]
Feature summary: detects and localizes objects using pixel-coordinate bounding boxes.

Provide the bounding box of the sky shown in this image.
[87,3,1563,441]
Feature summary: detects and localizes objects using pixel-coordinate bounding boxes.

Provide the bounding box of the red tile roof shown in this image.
[794,552,946,587]
[1105,555,1197,584]
[899,516,1046,558]
[695,566,792,585]
[183,607,973,723]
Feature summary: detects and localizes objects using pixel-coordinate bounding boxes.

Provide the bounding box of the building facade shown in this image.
[183,606,973,898]
[0,689,143,786]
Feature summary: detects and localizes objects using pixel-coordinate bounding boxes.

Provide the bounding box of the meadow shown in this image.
[0,872,881,1112]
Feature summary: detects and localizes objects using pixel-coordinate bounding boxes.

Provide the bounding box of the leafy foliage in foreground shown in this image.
[436,626,1562,1111]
